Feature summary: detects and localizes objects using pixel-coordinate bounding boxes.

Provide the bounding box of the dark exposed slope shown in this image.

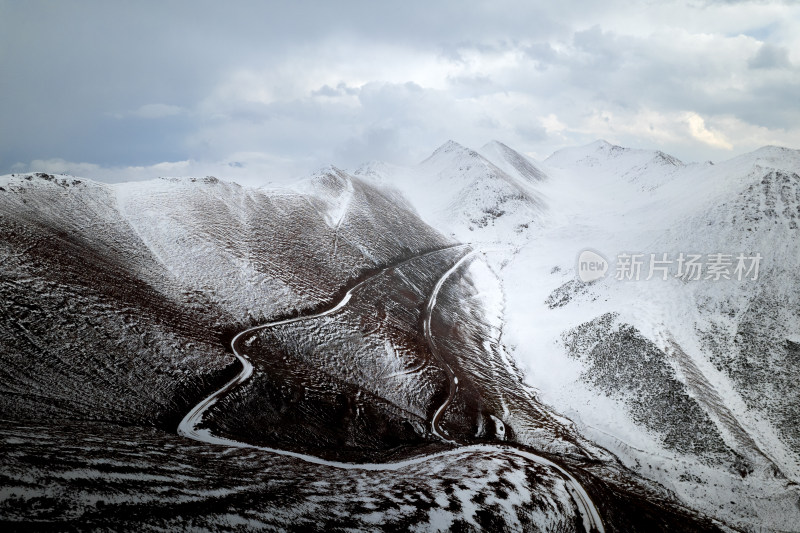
[0,171,449,431]
[0,175,228,429]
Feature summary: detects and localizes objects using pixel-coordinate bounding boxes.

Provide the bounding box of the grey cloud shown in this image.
[532,24,800,130]
[476,116,502,129]
[447,74,497,97]
[312,85,341,98]
[692,0,782,5]
[571,26,632,72]
[523,42,559,70]
[126,104,186,119]
[2,0,799,178]
[334,127,411,168]
[514,123,548,143]
[748,44,792,69]
[311,83,360,98]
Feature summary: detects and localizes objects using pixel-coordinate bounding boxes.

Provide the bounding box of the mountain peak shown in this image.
[590,139,613,147]
[478,141,548,183]
[725,144,800,175]
[750,144,800,158]
[587,139,627,152]
[311,164,349,178]
[431,140,471,156]
[483,140,510,150]
[419,140,485,167]
[1,171,92,190]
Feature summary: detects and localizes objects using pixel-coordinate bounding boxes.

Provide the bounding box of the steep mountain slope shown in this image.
[0,174,227,429]
[499,140,800,531]
[1,166,735,532]
[478,140,549,184]
[2,139,798,531]
[354,140,547,245]
[0,170,448,430]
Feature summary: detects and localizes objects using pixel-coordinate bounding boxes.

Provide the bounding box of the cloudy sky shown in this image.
[2,0,799,185]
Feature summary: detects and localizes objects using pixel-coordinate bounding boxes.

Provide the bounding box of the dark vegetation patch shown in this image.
[563,314,731,457]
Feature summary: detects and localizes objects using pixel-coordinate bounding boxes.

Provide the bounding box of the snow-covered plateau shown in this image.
[1,139,798,531]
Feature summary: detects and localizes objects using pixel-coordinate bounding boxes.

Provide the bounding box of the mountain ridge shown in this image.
[2,137,799,531]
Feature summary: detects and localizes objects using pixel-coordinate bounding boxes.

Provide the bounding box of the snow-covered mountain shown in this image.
[351,137,800,529]
[498,140,800,531]
[0,170,447,428]
[545,139,686,192]
[354,140,547,245]
[0,169,612,530]
[2,139,799,531]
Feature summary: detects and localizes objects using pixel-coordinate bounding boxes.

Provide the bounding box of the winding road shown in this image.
[424,250,477,445]
[178,245,604,532]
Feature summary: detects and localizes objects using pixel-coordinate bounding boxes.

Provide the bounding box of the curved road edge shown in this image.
[422,248,604,532]
[425,249,478,444]
[177,244,605,533]
[178,244,470,444]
